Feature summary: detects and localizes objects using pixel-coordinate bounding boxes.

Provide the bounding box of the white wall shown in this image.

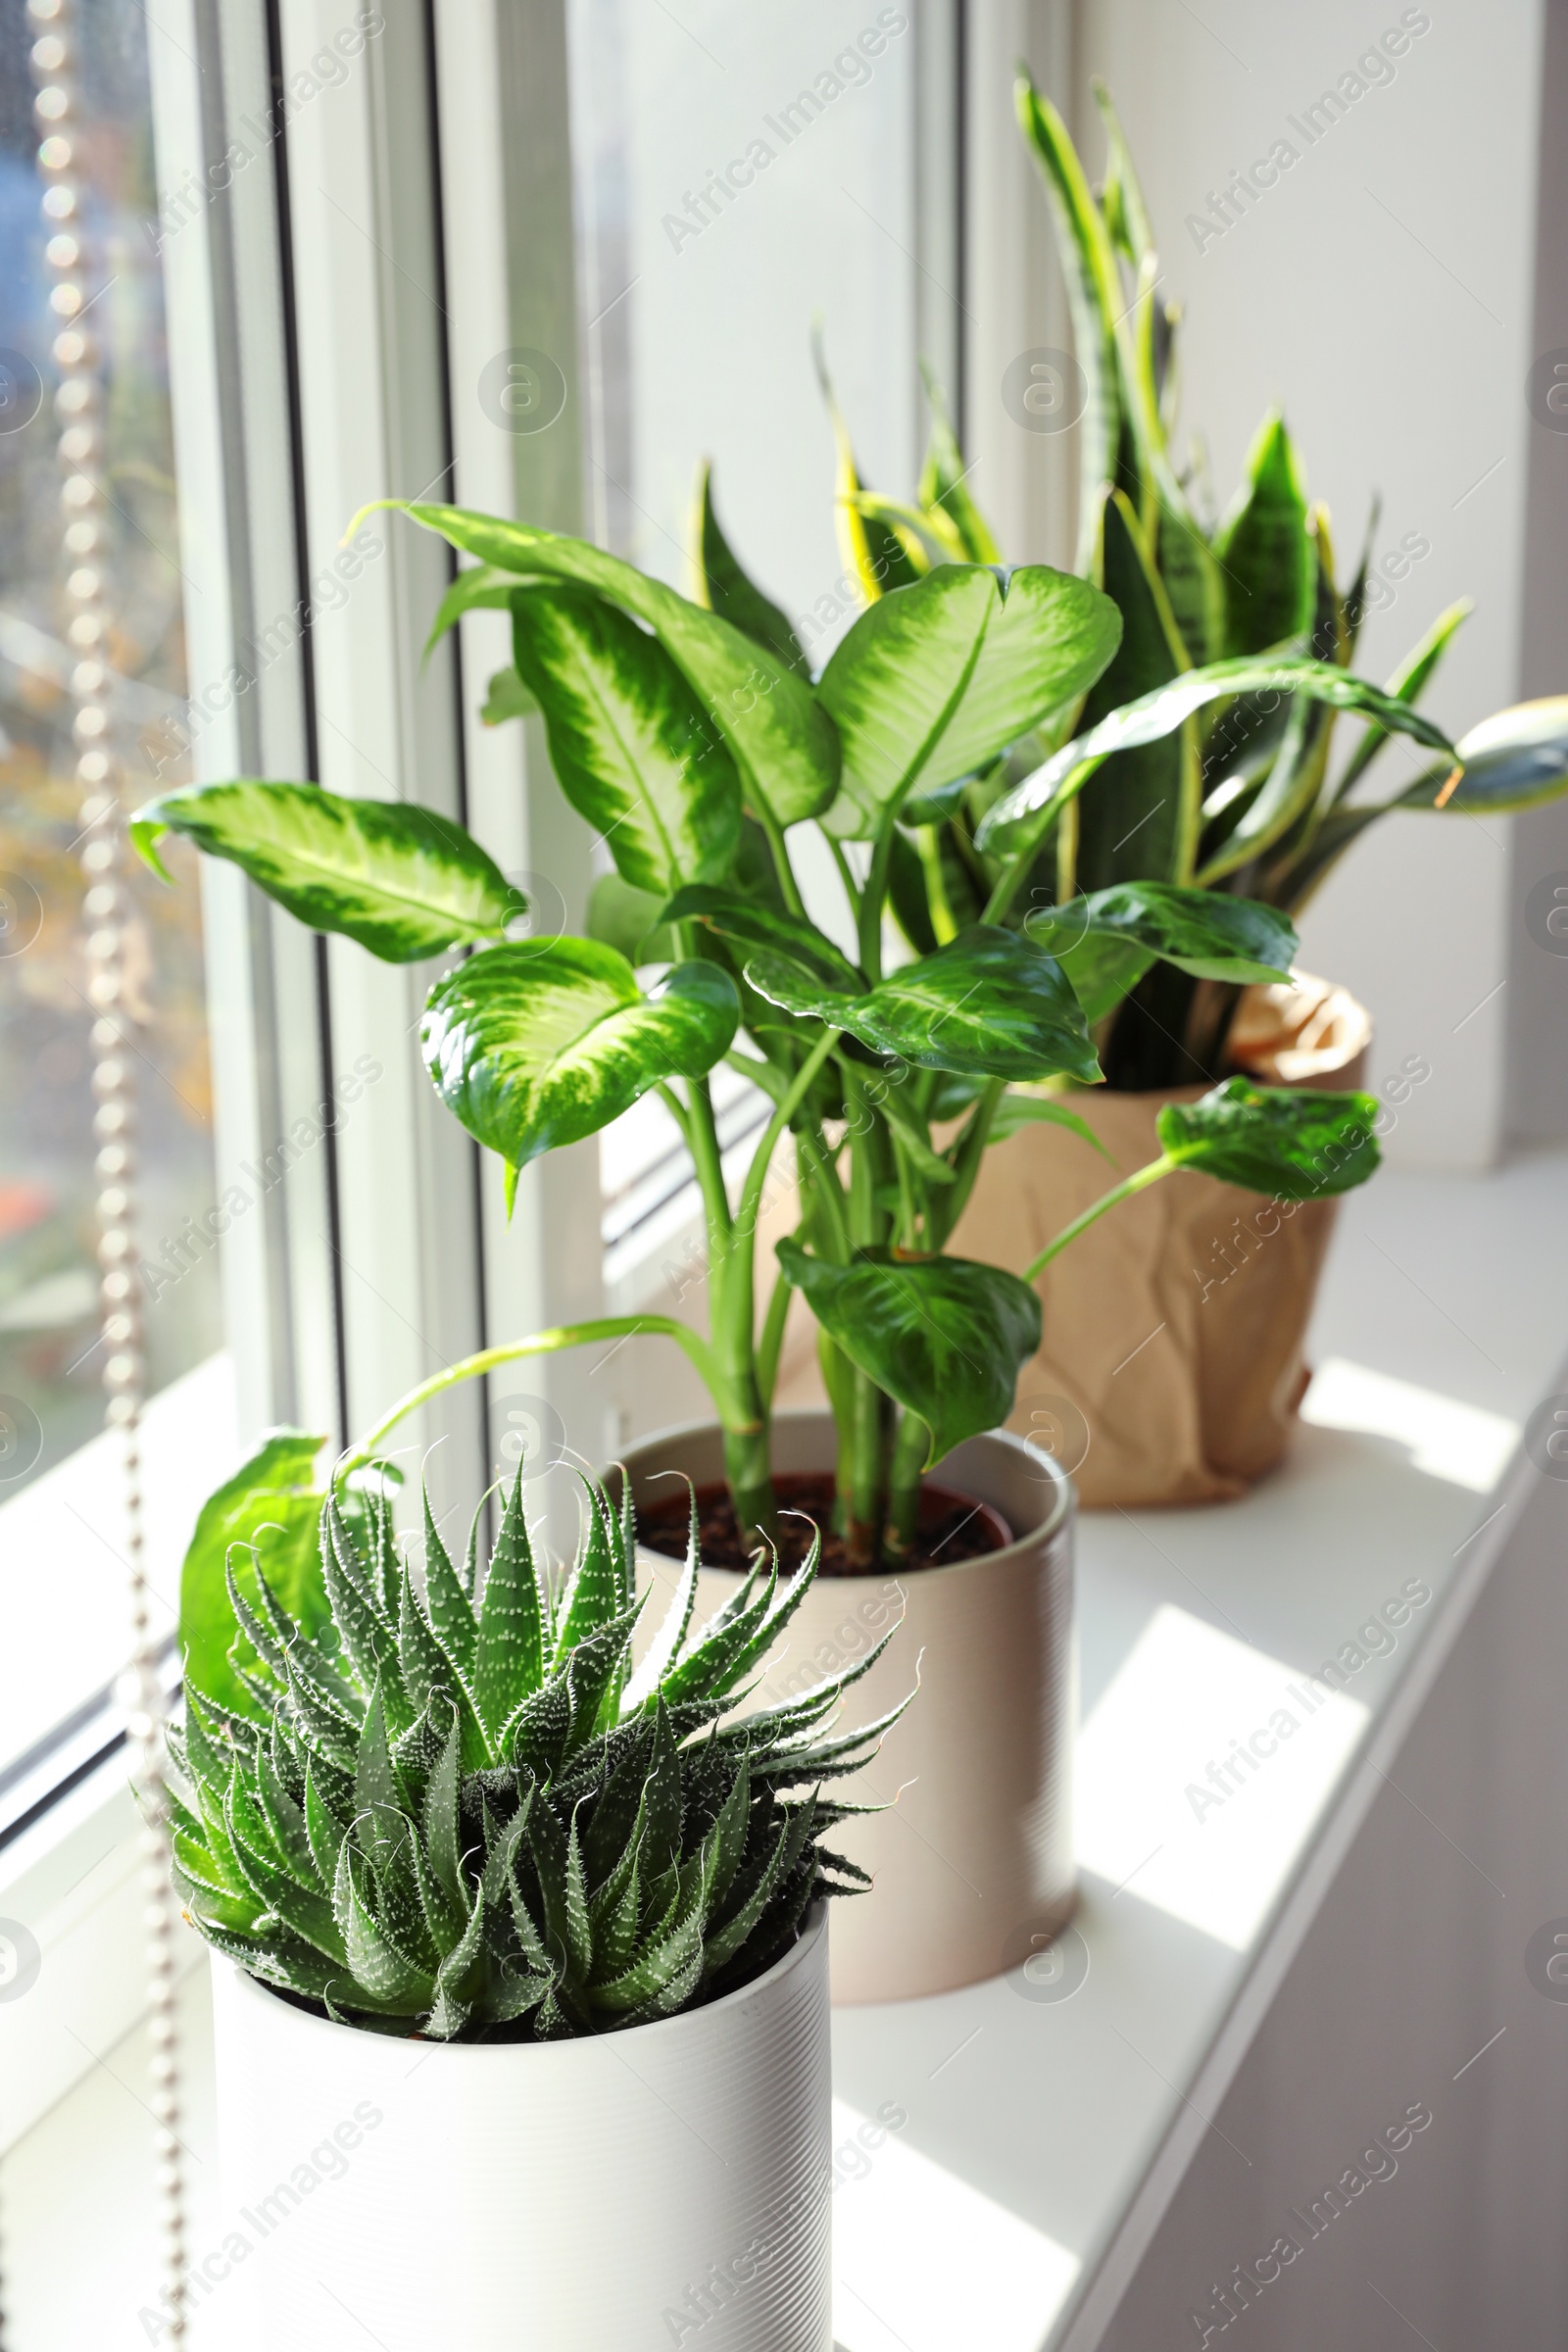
[997,0,1551,1167]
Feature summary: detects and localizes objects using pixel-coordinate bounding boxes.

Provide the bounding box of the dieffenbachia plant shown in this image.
[168,1461,893,2038]
[133,494,1406,1563]
[822,74,1568,1091]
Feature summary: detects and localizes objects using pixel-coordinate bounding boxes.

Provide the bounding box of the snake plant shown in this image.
[167,1467,890,2038]
[822,76,1568,1091]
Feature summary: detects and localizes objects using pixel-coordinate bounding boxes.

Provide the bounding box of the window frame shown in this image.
[2,0,988,2141]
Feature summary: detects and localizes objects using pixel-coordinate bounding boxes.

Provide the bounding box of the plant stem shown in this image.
[684,1072,733,1251]
[753,800,807,916]
[916,825,959,944]
[858,822,897,982]
[1021,1152,1178,1284]
[727,1023,840,1419]
[684,1070,777,1532]
[883,1407,930,1562]
[797,1125,853,1259]
[722,1420,778,1544]
[929,1075,1005,1250]
[1054,796,1079,905]
[825,833,862,923]
[844,1369,887,1567]
[981,797,1068,927]
[654,1079,693,1145]
[339,1316,724,1478]
[756,1264,792,1411]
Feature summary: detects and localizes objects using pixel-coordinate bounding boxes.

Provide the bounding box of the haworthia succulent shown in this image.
[167,1467,899,2040]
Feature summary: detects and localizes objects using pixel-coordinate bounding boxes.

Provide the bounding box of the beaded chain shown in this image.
[3,3,192,2341]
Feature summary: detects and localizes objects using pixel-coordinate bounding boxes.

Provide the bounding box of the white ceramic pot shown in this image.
[618,1413,1075,2005]
[211,1904,831,2351]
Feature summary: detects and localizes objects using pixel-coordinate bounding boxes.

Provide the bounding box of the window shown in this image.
[566,0,961,1258]
[0,0,233,1819]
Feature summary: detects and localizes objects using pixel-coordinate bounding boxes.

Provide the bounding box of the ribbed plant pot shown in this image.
[212,1904,832,2352]
[616,1412,1075,2006]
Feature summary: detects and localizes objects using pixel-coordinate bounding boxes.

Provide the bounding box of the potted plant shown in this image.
[136,494,1422,1995]
[813,74,1568,1505]
[169,1454,882,2347]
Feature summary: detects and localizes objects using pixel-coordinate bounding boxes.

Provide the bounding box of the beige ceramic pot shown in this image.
[613,1410,1075,2006]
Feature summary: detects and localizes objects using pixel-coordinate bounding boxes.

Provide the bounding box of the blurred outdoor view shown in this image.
[0,0,218,1499]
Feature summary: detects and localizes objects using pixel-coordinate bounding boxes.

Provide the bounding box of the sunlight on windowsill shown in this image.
[1300,1357,1519,1493]
[1075,1605,1370,1953]
[832,2098,1080,2352]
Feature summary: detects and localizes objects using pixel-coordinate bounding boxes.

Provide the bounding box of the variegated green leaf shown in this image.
[131,781,518,962]
[420,941,739,1200]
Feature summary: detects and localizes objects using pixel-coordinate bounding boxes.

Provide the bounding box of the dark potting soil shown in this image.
[636,1471,1012,1577]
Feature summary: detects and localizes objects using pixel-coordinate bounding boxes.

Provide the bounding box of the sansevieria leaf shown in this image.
[689,461,806,671]
[1393,697,1568,814]
[419,940,739,1199]
[1212,412,1315,660]
[132,781,518,963]
[1073,488,1197,890]
[976,657,1457,857]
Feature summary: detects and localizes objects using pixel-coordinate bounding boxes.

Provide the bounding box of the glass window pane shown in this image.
[567,0,949,1243]
[0,0,228,1790]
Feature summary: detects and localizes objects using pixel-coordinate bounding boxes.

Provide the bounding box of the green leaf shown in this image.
[420,941,739,1192]
[1212,412,1315,659]
[404,501,841,828]
[814,336,925,606]
[775,1240,1042,1466]
[510,582,742,895]
[988,1092,1112,1152]
[179,1433,326,1719]
[1014,76,1124,572]
[305,1763,346,1889]
[131,781,517,963]
[1333,598,1472,802]
[1075,489,1198,889]
[817,563,1122,839]
[421,1491,478,1681]
[421,1717,466,1915]
[474,1472,548,1747]
[353,1683,405,1871]
[1093,78,1156,268]
[480,666,536,725]
[586,872,674,966]
[976,656,1458,857]
[1157,1077,1380,1199]
[552,1481,625,1663]
[1030,880,1297,986]
[661,885,862,991]
[1198,694,1331,882]
[690,461,806,671]
[917,367,1002,565]
[334,1844,434,2007]
[749,925,1101,1084]
[1394,696,1568,815]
